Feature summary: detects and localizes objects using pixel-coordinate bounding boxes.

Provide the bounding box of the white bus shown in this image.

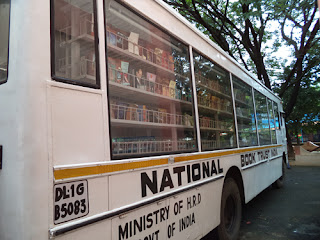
[0,0,287,239]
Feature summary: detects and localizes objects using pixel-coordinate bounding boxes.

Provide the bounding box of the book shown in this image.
[126,104,137,120]
[118,102,128,120]
[147,72,156,93]
[155,77,162,95]
[130,69,135,87]
[146,48,153,62]
[162,86,169,97]
[137,105,147,122]
[121,61,129,73]
[108,57,117,82]
[116,32,125,49]
[154,48,163,65]
[143,105,147,122]
[128,32,139,55]
[162,51,169,69]
[135,69,143,89]
[147,72,156,82]
[158,108,167,123]
[168,55,174,71]
[169,80,176,98]
[162,78,170,97]
[184,114,192,126]
[116,67,122,84]
[108,31,117,46]
[110,99,116,119]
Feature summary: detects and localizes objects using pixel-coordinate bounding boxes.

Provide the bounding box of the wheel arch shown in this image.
[224,166,245,205]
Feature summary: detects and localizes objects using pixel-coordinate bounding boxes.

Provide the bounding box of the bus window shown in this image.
[254,91,271,145]
[105,0,197,159]
[51,0,100,88]
[274,102,280,129]
[268,99,277,144]
[193,51,236,150]
[232,76,258,147]
[0,0,10,84]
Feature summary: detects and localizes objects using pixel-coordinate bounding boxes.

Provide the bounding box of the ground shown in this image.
[202,165,320,240]
[239,166,320,240]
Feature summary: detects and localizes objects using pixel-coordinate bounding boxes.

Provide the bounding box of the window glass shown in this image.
[274,102,280,129]
[232,77,258,147]
[280,112,285,127]
[193,51,236,150]
[105,1,197,159]
[52,0,99,88]
[0,0,10,84]
[268,99,277,144]
[254,91,271,145]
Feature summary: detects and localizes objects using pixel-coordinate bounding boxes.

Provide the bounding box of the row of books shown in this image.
[107,57,191,101]
[112,138,195,155]
[199,117,231,130]
[107,28,175,72]
[110,99,194,126]
[197,92,232,113]
[195,73,231,95]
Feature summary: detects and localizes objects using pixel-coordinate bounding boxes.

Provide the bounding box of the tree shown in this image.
[275,0,320,118]
[163,0,275,88]
[163,0,320,156]
[280,81,320,144]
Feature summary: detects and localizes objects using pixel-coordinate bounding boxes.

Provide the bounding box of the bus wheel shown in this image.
[273,161,286,189]
[217,178,242,240]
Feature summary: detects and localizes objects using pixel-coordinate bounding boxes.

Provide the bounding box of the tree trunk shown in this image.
[286,127,295,160]
[295,129,301,145]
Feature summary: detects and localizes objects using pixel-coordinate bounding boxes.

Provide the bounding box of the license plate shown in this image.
[54,180,89,224]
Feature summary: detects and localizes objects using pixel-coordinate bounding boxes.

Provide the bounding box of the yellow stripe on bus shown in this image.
[54,158,169,180]
[174,145,280,162]
[54,145,282,180]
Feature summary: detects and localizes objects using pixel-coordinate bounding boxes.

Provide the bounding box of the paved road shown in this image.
[239,166,320,240]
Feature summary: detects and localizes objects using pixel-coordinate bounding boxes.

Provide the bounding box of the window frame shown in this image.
[0,0,11,85]
[103,0,199,160]
[231,75,258,148]
[50,0,101,89]
[267,98,277,144]
[254,90,272,146]
[192,49,237,151]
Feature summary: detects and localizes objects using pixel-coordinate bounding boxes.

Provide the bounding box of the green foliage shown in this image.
[282,85,320,136]
[164,0,319,145]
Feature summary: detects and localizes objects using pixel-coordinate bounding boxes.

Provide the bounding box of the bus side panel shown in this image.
[166,184,222,240]
[242,157,282,203]
[108,159,224,210]
[110,183,222,240]
[51,179,222,240]
[0,0,51,239]
[108,158,226,239]
[50,86,106,165]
